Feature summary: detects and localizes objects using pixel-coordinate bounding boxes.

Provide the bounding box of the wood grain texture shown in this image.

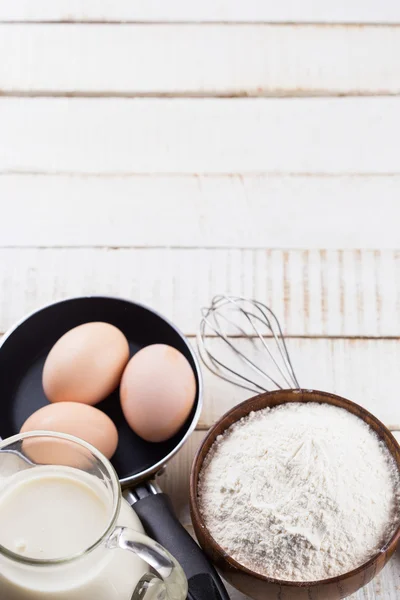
[1,0,399,23]
[197,337,400,429]
[1,174,400,249]
[0,248,398,337]
[2,24,400,96]
[157,430,205,520]
[1,97,400,174]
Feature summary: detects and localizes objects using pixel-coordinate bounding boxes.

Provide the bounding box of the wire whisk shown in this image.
[197,295,300,394]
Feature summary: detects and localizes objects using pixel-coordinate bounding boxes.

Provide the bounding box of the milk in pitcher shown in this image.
[0,466,148,600]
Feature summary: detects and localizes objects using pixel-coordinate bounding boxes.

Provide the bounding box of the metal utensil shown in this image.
[198,294,299,393]
[198,294,400,437]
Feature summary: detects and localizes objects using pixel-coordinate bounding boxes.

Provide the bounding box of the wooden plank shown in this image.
[156,430,204,521]
[1,0,399,24]
[0,248,398,337]
[1,98,400,174]
[1,175,400,249]
[197,337,400,430]
[2,25,400,96]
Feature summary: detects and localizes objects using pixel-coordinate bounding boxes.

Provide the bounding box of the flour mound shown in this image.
[198,403,400,582]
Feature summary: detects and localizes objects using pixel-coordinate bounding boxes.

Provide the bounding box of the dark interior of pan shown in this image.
[0,297,201,482]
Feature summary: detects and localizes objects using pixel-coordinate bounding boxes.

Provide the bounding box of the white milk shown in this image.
[0,466,148,600]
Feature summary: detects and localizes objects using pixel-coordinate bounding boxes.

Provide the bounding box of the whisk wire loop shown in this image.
[197,295,300,393]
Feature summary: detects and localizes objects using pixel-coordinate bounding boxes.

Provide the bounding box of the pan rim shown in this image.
[0,294,203,486]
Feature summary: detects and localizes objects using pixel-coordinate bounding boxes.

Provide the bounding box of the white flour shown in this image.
[199,403,400,581]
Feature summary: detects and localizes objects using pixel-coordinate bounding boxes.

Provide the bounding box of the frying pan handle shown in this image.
[131,493,230,600]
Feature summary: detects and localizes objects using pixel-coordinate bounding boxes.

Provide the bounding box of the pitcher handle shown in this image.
[107,526,187,600]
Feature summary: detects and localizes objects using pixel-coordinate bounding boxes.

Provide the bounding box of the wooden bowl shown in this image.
[190,389,400,600]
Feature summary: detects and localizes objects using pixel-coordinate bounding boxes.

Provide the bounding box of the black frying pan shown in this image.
[0,296,229,600]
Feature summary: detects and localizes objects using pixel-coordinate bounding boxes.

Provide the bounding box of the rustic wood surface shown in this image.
[1,97,400,174]
[0,4,399,598]
[2,24,400,96]
[1,1,399,24]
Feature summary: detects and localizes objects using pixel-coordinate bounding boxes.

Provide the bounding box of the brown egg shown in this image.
[43,322,130,406]
[20,402,119,462]
[120,344,196,443]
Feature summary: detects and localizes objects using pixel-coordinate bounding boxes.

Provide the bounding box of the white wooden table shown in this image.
[1,2,400,598]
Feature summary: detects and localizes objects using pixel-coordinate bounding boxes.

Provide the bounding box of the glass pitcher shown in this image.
[0,431,187,600]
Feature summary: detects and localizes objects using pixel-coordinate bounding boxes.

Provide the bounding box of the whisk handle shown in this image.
[133,493,229,600]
